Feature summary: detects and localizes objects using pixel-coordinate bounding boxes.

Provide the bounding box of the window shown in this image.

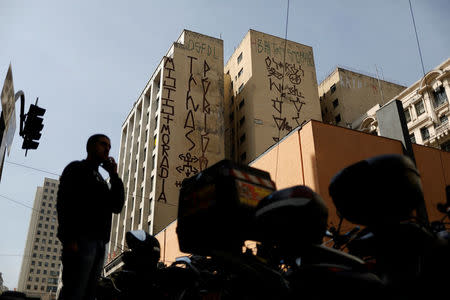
[34,285,37,290]
[148,221,152,233]
[333,99,339,108]
[31,261,35,266]
[237,52,243,64]
[239,116,245,127]
[433,87,448,108]
[43,270,47,275]
[420,127,430,140]
[330,84,336,94]
[404,109,411,123]
[44,188,48,193]
[43,195,47,200]
[36,269,40,275]
[37,230,41,235]
[239,134,246,145]
[38,223,42,228]
[238,84,244,93]
[238,68,243,78]
[139,208,142,224]
[229,112,234,122]
[144,147,147,159]
[45,182,49,186]
[415,100,425,116]
[335,114,341,123]
[27,285,31,290]
[440,115,448,124]
[240,152,247,162]
[152,155,156,170]
[239,99,245,110]
[39,216,43,220]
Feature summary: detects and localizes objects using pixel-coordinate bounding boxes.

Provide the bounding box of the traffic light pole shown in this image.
[14,90,25,137]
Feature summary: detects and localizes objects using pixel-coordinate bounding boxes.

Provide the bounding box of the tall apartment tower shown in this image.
[224,30,322,164]
[17,177,61,300]
[108,30,225,259]
[318,66,406,128]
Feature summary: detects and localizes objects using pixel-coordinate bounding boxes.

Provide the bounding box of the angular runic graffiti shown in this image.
[175,181,183,188]
[157,180,167,203]
[157,56,177,204]
[198,156,209,171]
[273,116,293,132]
[201,134,210,153]
[290,97,306,112]
[176,152,199,177]
[202,78,211,114]
[272,98,283,114]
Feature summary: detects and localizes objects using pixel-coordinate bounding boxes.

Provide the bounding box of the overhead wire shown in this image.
[274,0,290,182]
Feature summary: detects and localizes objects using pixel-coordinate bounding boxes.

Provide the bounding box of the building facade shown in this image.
[130,120,450,264]
[107,30,225,261]
[224,30,321,164]
[17,177,61,300]
[319,67,406,128]
[356,58,450,150]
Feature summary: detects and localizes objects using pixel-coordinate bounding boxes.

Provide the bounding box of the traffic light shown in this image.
[22,104,45,151]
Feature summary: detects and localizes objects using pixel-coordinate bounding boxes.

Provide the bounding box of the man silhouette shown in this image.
[57,134,124,300]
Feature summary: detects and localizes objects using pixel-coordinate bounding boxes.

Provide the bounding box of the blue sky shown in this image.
[0,0,449,289]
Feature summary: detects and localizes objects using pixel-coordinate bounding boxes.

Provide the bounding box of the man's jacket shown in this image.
[57,160,125,244]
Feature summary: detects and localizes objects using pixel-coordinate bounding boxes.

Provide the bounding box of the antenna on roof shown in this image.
[408,0,426,77]
[375,64,385,104]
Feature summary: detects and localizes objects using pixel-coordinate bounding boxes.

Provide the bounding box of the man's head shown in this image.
[86,134,111,164]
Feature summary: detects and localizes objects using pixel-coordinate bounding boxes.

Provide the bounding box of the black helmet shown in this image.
[254,185,328,253]
[125,230,160,264]
[329,154,423,226]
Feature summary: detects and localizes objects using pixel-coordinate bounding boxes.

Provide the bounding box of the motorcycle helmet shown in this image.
[328,154,423,226]
[253,185,328,254]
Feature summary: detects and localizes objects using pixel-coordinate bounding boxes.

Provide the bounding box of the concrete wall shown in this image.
[252,120,450,232]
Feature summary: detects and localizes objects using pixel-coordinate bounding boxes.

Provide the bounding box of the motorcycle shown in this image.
[328,154,450,299]
[252,185,384,300]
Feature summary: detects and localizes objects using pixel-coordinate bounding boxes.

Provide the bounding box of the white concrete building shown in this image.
[107,30,225,263]
[355,58,450,149]
[17,177,61,300]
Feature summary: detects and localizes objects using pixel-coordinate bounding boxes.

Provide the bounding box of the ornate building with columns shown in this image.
[355,58,450,150]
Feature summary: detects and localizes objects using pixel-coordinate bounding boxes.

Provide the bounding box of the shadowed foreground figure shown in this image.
[57,134,124,300]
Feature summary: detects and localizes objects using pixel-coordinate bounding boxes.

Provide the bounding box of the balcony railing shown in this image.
[435,121,450,137]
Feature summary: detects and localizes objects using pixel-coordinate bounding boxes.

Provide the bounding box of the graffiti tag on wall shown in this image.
[176,56,212,184]
[265,56,306,142]
[253,38,314,67]
[157,57,176,203]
